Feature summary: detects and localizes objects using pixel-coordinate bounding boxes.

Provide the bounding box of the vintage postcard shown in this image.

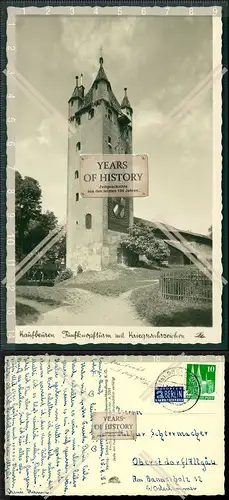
[4,354,225,495]
[5,5,225,344]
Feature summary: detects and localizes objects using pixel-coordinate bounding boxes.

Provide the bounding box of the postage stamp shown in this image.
[4,5,225,345]
[186,363,216,400]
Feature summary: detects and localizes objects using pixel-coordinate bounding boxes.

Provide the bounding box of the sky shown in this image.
[15,14,213,234]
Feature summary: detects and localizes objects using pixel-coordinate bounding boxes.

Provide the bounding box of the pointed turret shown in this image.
[94,56,110,85]
[68,75,83,118]
[69,76,80,101]
[69,56,133,122]
[121,87,133,121]
[78,73,85,98]
[69,74,85,101]
[121,87,132,112]
[68,74,86,119]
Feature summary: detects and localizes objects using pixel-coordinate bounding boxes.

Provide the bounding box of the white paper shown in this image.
[5,7,224,345]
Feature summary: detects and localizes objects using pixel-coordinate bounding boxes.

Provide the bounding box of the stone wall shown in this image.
[67,97,133,272]
[66,102,105,272]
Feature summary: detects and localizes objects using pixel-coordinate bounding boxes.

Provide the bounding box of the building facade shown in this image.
[135,217,212,267]
[66,57,133,272]
[66,57,212,273]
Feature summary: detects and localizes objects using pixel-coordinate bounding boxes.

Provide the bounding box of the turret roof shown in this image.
[94,57,109,83]
[121,88,132,110]
[69,76,83,102]
[75,57,123,115]
[71,87,82,98]
[76,86,122,115]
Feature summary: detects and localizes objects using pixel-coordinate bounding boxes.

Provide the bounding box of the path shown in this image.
[17,280,158,327]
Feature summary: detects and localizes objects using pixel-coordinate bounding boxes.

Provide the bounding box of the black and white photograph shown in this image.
[7,7,223,344]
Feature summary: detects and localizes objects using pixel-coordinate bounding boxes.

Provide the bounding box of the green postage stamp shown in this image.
[186,364,216,400]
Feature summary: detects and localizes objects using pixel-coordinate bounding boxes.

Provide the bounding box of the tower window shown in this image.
[108,109,112,121]
[76,142,81,151]
[71,100,73,107]
[108,136,112,151]
[76,116,81,126]
[95,82,98,90]
[88,109,94,120]
[85,213,92,229]
[75,170,79,179]
[76,193,79,202]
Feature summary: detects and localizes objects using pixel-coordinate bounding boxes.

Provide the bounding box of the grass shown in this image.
[17,267,161,301]
[16,286,77,305]
[131,284,212,327]
[16,302,40,325]
[67,279,134,296]
[16,283,94,325]
[55,266,161,296]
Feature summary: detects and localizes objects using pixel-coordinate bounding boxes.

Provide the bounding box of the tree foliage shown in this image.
[120,221,170,266]
[15,171,66,264]
[40,234,66,265]
[208,225,212,238]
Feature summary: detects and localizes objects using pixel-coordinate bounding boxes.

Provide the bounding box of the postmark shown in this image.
[92,411,137,440]
[155,366,201,412]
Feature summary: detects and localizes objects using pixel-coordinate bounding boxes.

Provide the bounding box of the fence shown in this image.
[160,266,212,303]
[17,263,65,286]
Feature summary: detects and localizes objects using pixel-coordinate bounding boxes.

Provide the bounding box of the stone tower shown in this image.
[66,56,133,272]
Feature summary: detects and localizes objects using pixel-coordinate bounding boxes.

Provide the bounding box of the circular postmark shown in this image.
[155,366,201,413]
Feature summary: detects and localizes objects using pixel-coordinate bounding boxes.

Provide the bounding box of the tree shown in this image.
[15,171,65,263]
[16,171,42,260]
[208,225,212,238]
[120,220,170,266]
[22,210,58,256]
[40,234,66,265]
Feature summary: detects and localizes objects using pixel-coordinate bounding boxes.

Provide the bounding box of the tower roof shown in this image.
[73,56,131,118]
[76,84,122,115]
[121,87,132,111]
[94,56,109,84]
[69,75,83,102]
[75,56,123,115]
[71,86,82,99]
